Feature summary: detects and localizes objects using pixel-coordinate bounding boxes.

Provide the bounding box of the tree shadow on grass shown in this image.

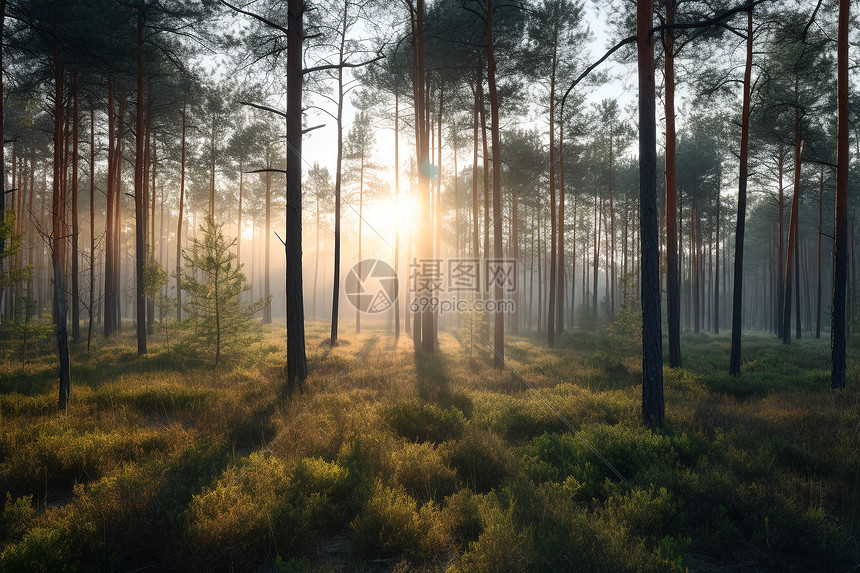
[414,350,452,405]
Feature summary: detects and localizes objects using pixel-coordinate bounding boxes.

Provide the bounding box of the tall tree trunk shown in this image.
[664,0,680,366]
[176,105,186,323]
[263,145,272,325]
[831,0,849,389]
[692,202,699,333]
[134,14,147,355]
[638,0,664,428]
[816,166,823,338]
[70,73,80,342]
[782,110,803,344]
[285,0,308,392]
[104,81,114,336]
[330,0,347,345]
[547,42,558,347]
[394,92,401,339]
[729,8,753,376]
[53,52,71,411]
[486,0,504,367]
[472,70,480,259]
[415,0,433,353]
[87,108,95,354]
[356,152,364,334]
[556,79,565,335]
[714,194,720,334]
[148,107,156,335]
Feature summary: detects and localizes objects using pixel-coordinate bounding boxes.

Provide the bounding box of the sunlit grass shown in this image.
[0,320,858,571]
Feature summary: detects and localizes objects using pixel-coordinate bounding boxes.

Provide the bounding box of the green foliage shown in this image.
[0,328,858,571]
[456,310,487,358]
[5,297,52,365]
[609,267,642,359]
[350,481,424,558]
[383,399,466,444]
[0,210,31,290]
[442,426,514,493]
[180,218,269,365]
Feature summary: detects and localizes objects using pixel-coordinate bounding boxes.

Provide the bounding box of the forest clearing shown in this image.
[0,324,858,572]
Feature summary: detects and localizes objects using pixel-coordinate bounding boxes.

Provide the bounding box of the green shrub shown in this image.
[383,400,465,444]
[458,493,532,573]
[351,480,423,558]
[439,489,483,546]
[391,441,458,502]
[443,426,513,493]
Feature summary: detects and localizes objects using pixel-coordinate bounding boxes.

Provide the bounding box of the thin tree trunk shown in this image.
[176,106,186,323]
[547,42,558,346]
[816,166,823,338]
[730,8,753,375]
[486,0,504,367]
[134,13,147,355]
[53,51,71,411]
[70,73,80,342]
[782,109,803,344]
[263,145,272,325]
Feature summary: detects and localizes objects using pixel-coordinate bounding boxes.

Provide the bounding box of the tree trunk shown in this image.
[782,109,803,344]
[664,0,680,366]
[263,145,272,324]
[70,73,80,342]
[729,8,752,376]
[176,106,186,323]
[134,14,147,355]
[638,0,664,428]
[547,43,557,347]
[831,0,849,389]
[104,80,116,337]
[486,0,504,368]
[330,0,347,345]
[87,108,95,354]
[53,52,71,410]
[285,0,308,393]
[472,70,480,260]
[394,92,401,339]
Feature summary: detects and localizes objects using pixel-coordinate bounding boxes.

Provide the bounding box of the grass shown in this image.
[0,320,858,572]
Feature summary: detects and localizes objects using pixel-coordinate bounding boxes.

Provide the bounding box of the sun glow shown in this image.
[361,192,419,247]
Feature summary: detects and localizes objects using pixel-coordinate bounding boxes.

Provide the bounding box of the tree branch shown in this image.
[303,53,385,75]
[219,0,288,35]
[240,101,287,119]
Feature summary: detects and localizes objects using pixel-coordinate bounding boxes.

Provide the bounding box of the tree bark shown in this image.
[70,73,80,342]
[486,0,504,368]
[729,9,753,376]
[638,0,664,428]
[134,13,147,355]
[782,109,803,344]
[831,0,849,389]
[664,0,680,367]
[263,145,272,324]
[176,105,186,323]
[547,42,557,347]
[285,0,308,393]
[53,51,71,411]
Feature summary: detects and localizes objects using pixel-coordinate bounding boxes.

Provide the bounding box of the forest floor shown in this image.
[0,321,858,572]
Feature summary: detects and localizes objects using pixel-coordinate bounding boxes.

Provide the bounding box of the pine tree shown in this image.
[181,218,269,366]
